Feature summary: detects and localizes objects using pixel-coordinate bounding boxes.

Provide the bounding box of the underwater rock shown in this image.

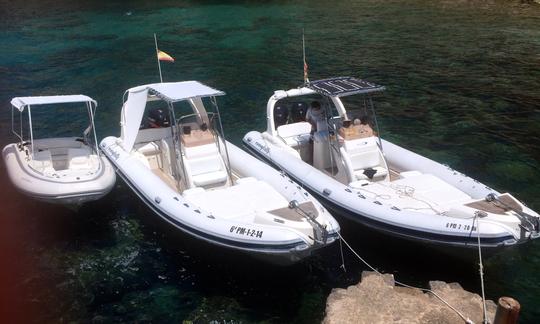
[323,271,496,324]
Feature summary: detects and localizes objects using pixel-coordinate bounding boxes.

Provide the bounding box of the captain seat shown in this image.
[182,141,228,188]
[340,138,388,182]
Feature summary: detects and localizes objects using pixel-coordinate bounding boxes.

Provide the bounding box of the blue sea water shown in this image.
[1,0,540,322]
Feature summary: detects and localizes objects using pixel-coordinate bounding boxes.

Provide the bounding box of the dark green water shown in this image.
[1,0,540,322]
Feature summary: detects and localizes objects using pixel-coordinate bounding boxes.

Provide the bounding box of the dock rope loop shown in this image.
[336,232,475,324]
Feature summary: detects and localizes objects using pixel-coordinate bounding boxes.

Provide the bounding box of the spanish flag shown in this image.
[157,50,174,62]
[304,61,309,83]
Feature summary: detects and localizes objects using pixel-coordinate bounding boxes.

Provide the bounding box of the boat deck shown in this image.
[357,173,472,215]
[152,168,179,191]
[182,179,289,220]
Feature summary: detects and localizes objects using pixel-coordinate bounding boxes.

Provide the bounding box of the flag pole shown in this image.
[154,33,163,83]
[302,28,309,85]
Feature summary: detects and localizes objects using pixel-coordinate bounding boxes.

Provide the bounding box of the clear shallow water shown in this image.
[1,0,540,322]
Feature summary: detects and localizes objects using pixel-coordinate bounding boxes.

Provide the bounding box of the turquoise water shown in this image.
[1,0,540,322]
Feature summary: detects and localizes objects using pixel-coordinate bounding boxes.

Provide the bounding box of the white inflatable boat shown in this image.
[2,95,116,205]
[100,81,339,265]
[243,76,540,251]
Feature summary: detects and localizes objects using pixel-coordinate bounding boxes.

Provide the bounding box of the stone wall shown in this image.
[324,271,496,324]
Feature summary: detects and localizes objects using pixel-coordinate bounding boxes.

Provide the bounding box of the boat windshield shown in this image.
[173,98,220,134]
[337,95,380,136]
[273,94,339,126]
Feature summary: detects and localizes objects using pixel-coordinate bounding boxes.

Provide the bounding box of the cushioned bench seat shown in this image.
[341,138,389,182]
[67,148,97,170]
[31,150,55,174]
[183,143,228,188]
[277,122,312,148]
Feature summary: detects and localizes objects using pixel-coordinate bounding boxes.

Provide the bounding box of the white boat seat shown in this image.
[184,143,219,159]
[394,174,471,207]
[189,155,228,187]
[341,145,388,181]
[31,150,55,174]
[283,133,311,148]
[192,170,228,187]
[277,122,312,148]
[353,166,388,181]
[183,143,228,188]
[67,148,96,170]
[182,179,289,220]
[137,142,160,156]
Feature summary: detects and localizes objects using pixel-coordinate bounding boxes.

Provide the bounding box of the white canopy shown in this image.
[120,81,224,152]
[10,95,96,112]
[128,81,225,103]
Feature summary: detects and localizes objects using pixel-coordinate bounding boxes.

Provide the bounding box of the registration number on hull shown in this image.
[446,222,476,232]
[230,226,263,238]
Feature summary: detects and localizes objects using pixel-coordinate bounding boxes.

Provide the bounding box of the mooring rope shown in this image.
[336,232,474,324]
[338,233,347,272]
[473,214,489,324]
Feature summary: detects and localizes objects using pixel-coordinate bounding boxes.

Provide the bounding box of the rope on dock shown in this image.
[336,232,475,324]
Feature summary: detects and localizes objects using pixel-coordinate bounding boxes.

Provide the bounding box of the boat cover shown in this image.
[129,81,225,103]
[307,77,385,97]
[10,95,96,111]
[120,81,224,152]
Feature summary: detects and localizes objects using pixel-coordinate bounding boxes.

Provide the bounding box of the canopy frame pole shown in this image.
[154,33,163,83]
[20,109,23,142]
[11,106,23,143]
[211,96,233,185]
[88,101,101,158]
[368,96,383,151]
[168,102,186,191]
[323,96,338,176]
[27,105,35,158]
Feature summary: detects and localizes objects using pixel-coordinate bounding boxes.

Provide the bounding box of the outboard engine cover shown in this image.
[273,104,289,127]
[290,102,308,122]
[147,108,170,128]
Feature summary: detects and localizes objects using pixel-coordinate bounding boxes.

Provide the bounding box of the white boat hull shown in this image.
[243,131,540,251]
[100,136,340,265]
[2,138,116,205]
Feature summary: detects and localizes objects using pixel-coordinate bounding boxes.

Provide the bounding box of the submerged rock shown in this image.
[323,271,496,324]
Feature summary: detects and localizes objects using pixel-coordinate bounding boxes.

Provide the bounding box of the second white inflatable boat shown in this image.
[100,81,339,265]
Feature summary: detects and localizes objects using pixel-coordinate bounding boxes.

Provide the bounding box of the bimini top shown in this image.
[120,81,225,152]
[127,81,225,102]
[10,95,96,112]
[307,77,385,97]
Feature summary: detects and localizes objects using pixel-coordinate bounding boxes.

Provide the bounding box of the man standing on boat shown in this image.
[306,101,326,133]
